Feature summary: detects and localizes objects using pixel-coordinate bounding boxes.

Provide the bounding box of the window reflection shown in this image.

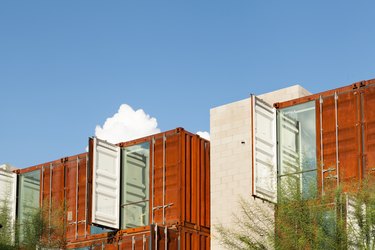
[17,170,40,241]
[121,142,150,229]
[278,101,317,198]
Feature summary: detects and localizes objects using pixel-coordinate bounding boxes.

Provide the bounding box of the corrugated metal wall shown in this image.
[17,128,210,249]
[66,225,210,250]
[119,128,210,230]
[277,79,375,193]
[65,154,90,240]
[317,89,361,192]
[361,84,375,175]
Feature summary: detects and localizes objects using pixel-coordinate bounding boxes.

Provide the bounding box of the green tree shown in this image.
[214,178,375,250]
[0,199,66,249]
[274,184,347,250]
[346,178,375,249]
[215,197,274,250]
[0,198,16,250]
[20,200,66,249]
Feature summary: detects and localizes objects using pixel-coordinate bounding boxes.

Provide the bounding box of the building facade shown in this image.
[210,78,375,249]
[210,84,311,249]
[0,128,210,249]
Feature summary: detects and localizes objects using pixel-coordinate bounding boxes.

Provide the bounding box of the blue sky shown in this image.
[1,0,374,168]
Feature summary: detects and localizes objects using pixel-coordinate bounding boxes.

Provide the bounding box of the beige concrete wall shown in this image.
[258,84,311,105]
[210,85,311,249]
[210,98,253,249]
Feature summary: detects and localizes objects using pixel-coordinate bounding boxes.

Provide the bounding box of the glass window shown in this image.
[278,101,317,198]
[17,170,41,241]
[121,142,150,229]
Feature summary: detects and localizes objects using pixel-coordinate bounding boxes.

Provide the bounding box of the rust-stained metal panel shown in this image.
[20,128,210,248]
[153,135,164,224]
[153,132,181,226]
[51,161,65,210]
[316,90,362,192]
[39,159,65,237]
[181,132,210,229]
[77,154,89,238]
[118,231,152,250]
[153,225,210,250]
[66,225,209,249]
[165,133,181,225]
[317,94,340,192]
[315,91,361,193]
[65,154,90,240]
[65,158,77,240]
[151,129,210,228]
[362,84,375,176]
[178,226,210,250]
[337,91,361,186]
[190,135,198,226]
[322,96,337,185]
[281,79,375,193]
[274,80,370,109]
[184,134,192,224]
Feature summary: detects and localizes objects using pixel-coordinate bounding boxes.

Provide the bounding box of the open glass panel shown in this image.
[17,170,40,241]
[91,137,120,229]
[121,142,150,229]
[278,101,317,199]
[252,96,277,202]
[0,167,17,241]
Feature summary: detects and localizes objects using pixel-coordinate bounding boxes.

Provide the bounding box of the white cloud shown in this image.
[95,104,161,144]
[197,131,210,141]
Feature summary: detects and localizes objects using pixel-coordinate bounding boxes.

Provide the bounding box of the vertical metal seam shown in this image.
[75,156,79,240]
[49,163,53,241]
[85,154,88,238]
[155,223,158,250]
[142,234,146,250]
[118,239,122,250]
[41,165,44,208]
[163,134,166,225]
[63,160,67,240]
[164,226,168,250]
[319,96,324,195]
[360,92,365,178]
[178,234,180,250]
[152,137,155,224]
[335,92,340,186]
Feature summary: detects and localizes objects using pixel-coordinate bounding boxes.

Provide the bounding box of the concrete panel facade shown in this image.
[210,85,311,249]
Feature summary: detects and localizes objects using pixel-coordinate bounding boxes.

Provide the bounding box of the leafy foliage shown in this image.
[0,198,66,249]
[0,198,15,249]
[215,178,375,250]
[346,178,375,249]
[215,197,274,250]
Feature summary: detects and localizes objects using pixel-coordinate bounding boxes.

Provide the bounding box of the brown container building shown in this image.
[15,128,210,249]
[274,79,375,194]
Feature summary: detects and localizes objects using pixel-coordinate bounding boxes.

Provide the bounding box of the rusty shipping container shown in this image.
[14,128,210,249]
[274,79,375,193]
[67,224,210,250]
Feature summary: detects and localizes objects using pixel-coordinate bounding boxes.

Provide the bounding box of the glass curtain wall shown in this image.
[278,101,317,198]
[121,142,150,229]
